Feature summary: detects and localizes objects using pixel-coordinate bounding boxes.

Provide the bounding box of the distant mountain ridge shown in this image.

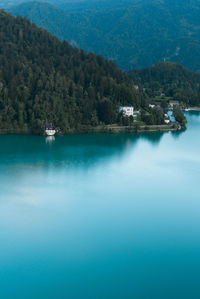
[8,0,200,71]
[1,0,140,10]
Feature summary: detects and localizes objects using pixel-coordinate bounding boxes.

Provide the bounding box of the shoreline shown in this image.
[1,109,199,136]
[84,124,181,134]
[0,124,181,135]
[185,107,200,111]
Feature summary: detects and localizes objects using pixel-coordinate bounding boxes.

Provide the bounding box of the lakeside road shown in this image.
[92,123,181,134]
[187,107,200,111]
[0,124,181,135]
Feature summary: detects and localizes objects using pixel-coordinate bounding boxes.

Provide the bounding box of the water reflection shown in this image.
[170,130,185,140]
[0,132,166,170]
[0,112,200,299]
[45,136,55,144]
[186,111,200,117]
[139,132,164,145]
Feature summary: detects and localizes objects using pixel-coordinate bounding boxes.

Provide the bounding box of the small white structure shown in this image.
[119,106,134,117]
[169,100,179,108]
[164,113,170,124]
[134,85,139,90]
[149,104,155,108]
[46,128,56,136]
[45,121,56,136]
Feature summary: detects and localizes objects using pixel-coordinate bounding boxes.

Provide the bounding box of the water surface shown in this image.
[0,112,200,299]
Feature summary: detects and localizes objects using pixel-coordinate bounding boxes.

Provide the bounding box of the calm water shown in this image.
[0,112,200,299]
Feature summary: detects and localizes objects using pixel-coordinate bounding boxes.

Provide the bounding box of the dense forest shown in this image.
[8,0,200,71]
[0,10,155,134]
[130,62,200,106]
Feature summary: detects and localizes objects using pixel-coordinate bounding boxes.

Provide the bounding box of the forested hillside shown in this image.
[0,10,148,134]
[9,0,200,71]
[130,62,200,106]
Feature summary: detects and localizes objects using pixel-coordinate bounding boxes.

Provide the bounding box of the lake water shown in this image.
[0,112,200,299]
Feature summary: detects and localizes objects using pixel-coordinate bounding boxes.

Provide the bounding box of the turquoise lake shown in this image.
[0,112,200,299]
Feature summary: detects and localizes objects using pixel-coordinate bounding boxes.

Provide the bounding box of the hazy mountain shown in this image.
[9,0,200,71]
[0,0,82,9]
[1,0,138,10]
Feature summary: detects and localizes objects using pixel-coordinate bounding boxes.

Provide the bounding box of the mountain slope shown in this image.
[9,2,73,38]
[8,0,200,71]
[0,0,79,9]
[130,62,200,106]
[0,10,144,133]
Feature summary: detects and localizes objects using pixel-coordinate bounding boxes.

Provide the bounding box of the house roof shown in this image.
[169,100,179,104]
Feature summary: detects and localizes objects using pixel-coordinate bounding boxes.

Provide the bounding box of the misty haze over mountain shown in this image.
[1,0,152,10]
[6,0,200,71]
[1,0,135,9]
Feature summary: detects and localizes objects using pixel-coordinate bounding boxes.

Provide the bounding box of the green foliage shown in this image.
[97,100,115,125]
[141,106,164,126]
[129,62,200,106]
[0,10,151,133]
[173,106,187,126]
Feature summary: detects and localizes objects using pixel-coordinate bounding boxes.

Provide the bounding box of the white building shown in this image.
[134,85,139,90]
[45,128,56,136]
[169,100,179,108]
[119,106,134,117]
[45,121,56,136]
